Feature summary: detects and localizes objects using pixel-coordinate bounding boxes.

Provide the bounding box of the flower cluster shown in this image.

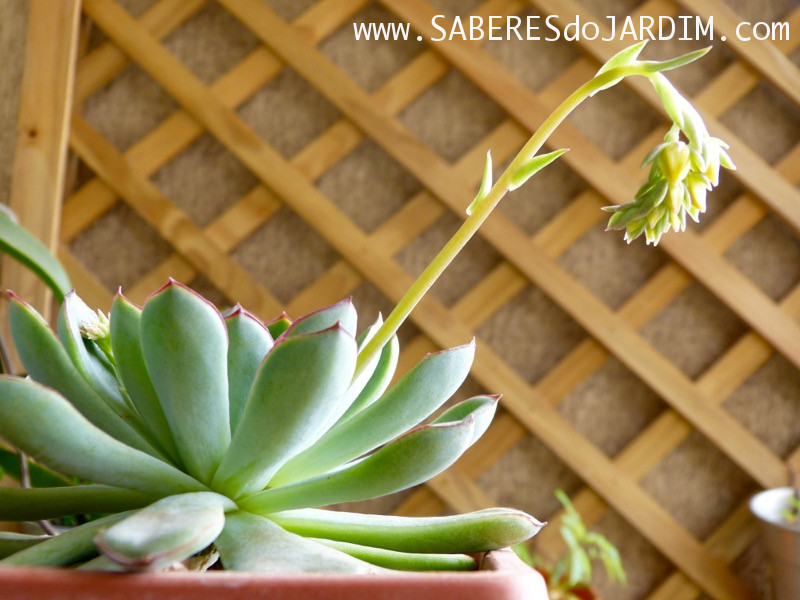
[604,74,735,245]
[79,308,114,359]
[79,308,110,341]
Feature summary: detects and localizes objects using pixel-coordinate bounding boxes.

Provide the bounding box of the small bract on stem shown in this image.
[354,41,735,379]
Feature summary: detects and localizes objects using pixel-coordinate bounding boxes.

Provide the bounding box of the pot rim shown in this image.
[0,549,548,600]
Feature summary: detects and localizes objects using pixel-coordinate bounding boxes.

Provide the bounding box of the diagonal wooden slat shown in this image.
[63,0,369,242]
[647,501,760,600]
[70,114,282,316]
[57,246,113,309]
[676,0,800,106]
[74,0,205,103]
[64,48,274,240]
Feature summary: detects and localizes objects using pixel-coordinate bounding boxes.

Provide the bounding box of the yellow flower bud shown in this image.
[685,172,709,213]
[657,141,691,185]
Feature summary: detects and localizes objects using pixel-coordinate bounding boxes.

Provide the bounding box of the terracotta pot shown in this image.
[1,549,548,600]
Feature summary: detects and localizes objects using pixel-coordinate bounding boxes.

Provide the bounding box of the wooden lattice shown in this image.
[8,0,800,597]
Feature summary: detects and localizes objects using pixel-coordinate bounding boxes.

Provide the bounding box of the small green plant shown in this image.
[780,495,800,524]
[780,473,800,525]
[0,41,732,574]
[549,490,625,598]
[517,490,625,600]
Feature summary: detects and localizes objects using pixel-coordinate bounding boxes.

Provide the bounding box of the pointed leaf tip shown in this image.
[265,312,292,339]
[597,40,647,76]
[645,47,711,73]
[113,288,142,309]
[95,492,227,571]
[509,149,568,191]
[279,298,357,340]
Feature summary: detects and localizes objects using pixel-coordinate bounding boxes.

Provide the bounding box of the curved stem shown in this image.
[17,450,57,535]
[354,65,645,378]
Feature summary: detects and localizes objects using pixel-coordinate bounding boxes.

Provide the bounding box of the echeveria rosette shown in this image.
[603,64,736,245]
[0,281,543,573]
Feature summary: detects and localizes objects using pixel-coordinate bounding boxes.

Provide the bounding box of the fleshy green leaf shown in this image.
[718,145,736,170]
[76,554,128,571]
[0,376,206,497]
[215,511,376,573]
[433,395,498,445]
[241,418,476,514]
[57,292,132,419]
[339,333,399,420]
[313,538,475,571]
[95,492,229,570]
[0,512,129,567]
[508,149,568,191]
[271,341,475,486]
[0,211,71,303]
[280,298,357,339]
[0,532,47,559]
[212,325,357,498]
[466,150,493,216]
[110,293,181,465]
[270,507,544,553]
[8,294,160,458]
[265,312,292,338]
[224,305,273,433]
[0,485,153,521]
[640,142,669,168]
[140,279,231,483]
[340,314,385,408]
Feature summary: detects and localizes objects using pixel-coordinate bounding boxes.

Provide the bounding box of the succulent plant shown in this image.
[0,281,544,572]
[0,41,732,576]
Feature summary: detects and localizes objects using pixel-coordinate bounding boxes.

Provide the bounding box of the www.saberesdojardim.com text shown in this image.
[353,14,790,43]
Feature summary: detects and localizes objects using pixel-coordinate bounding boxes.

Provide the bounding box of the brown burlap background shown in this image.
[3,1,800,598]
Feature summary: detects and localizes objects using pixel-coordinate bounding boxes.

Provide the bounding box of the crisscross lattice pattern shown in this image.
[17,0,800,597]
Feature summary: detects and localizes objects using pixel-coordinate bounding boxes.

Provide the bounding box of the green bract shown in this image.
[0,280,542,572]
